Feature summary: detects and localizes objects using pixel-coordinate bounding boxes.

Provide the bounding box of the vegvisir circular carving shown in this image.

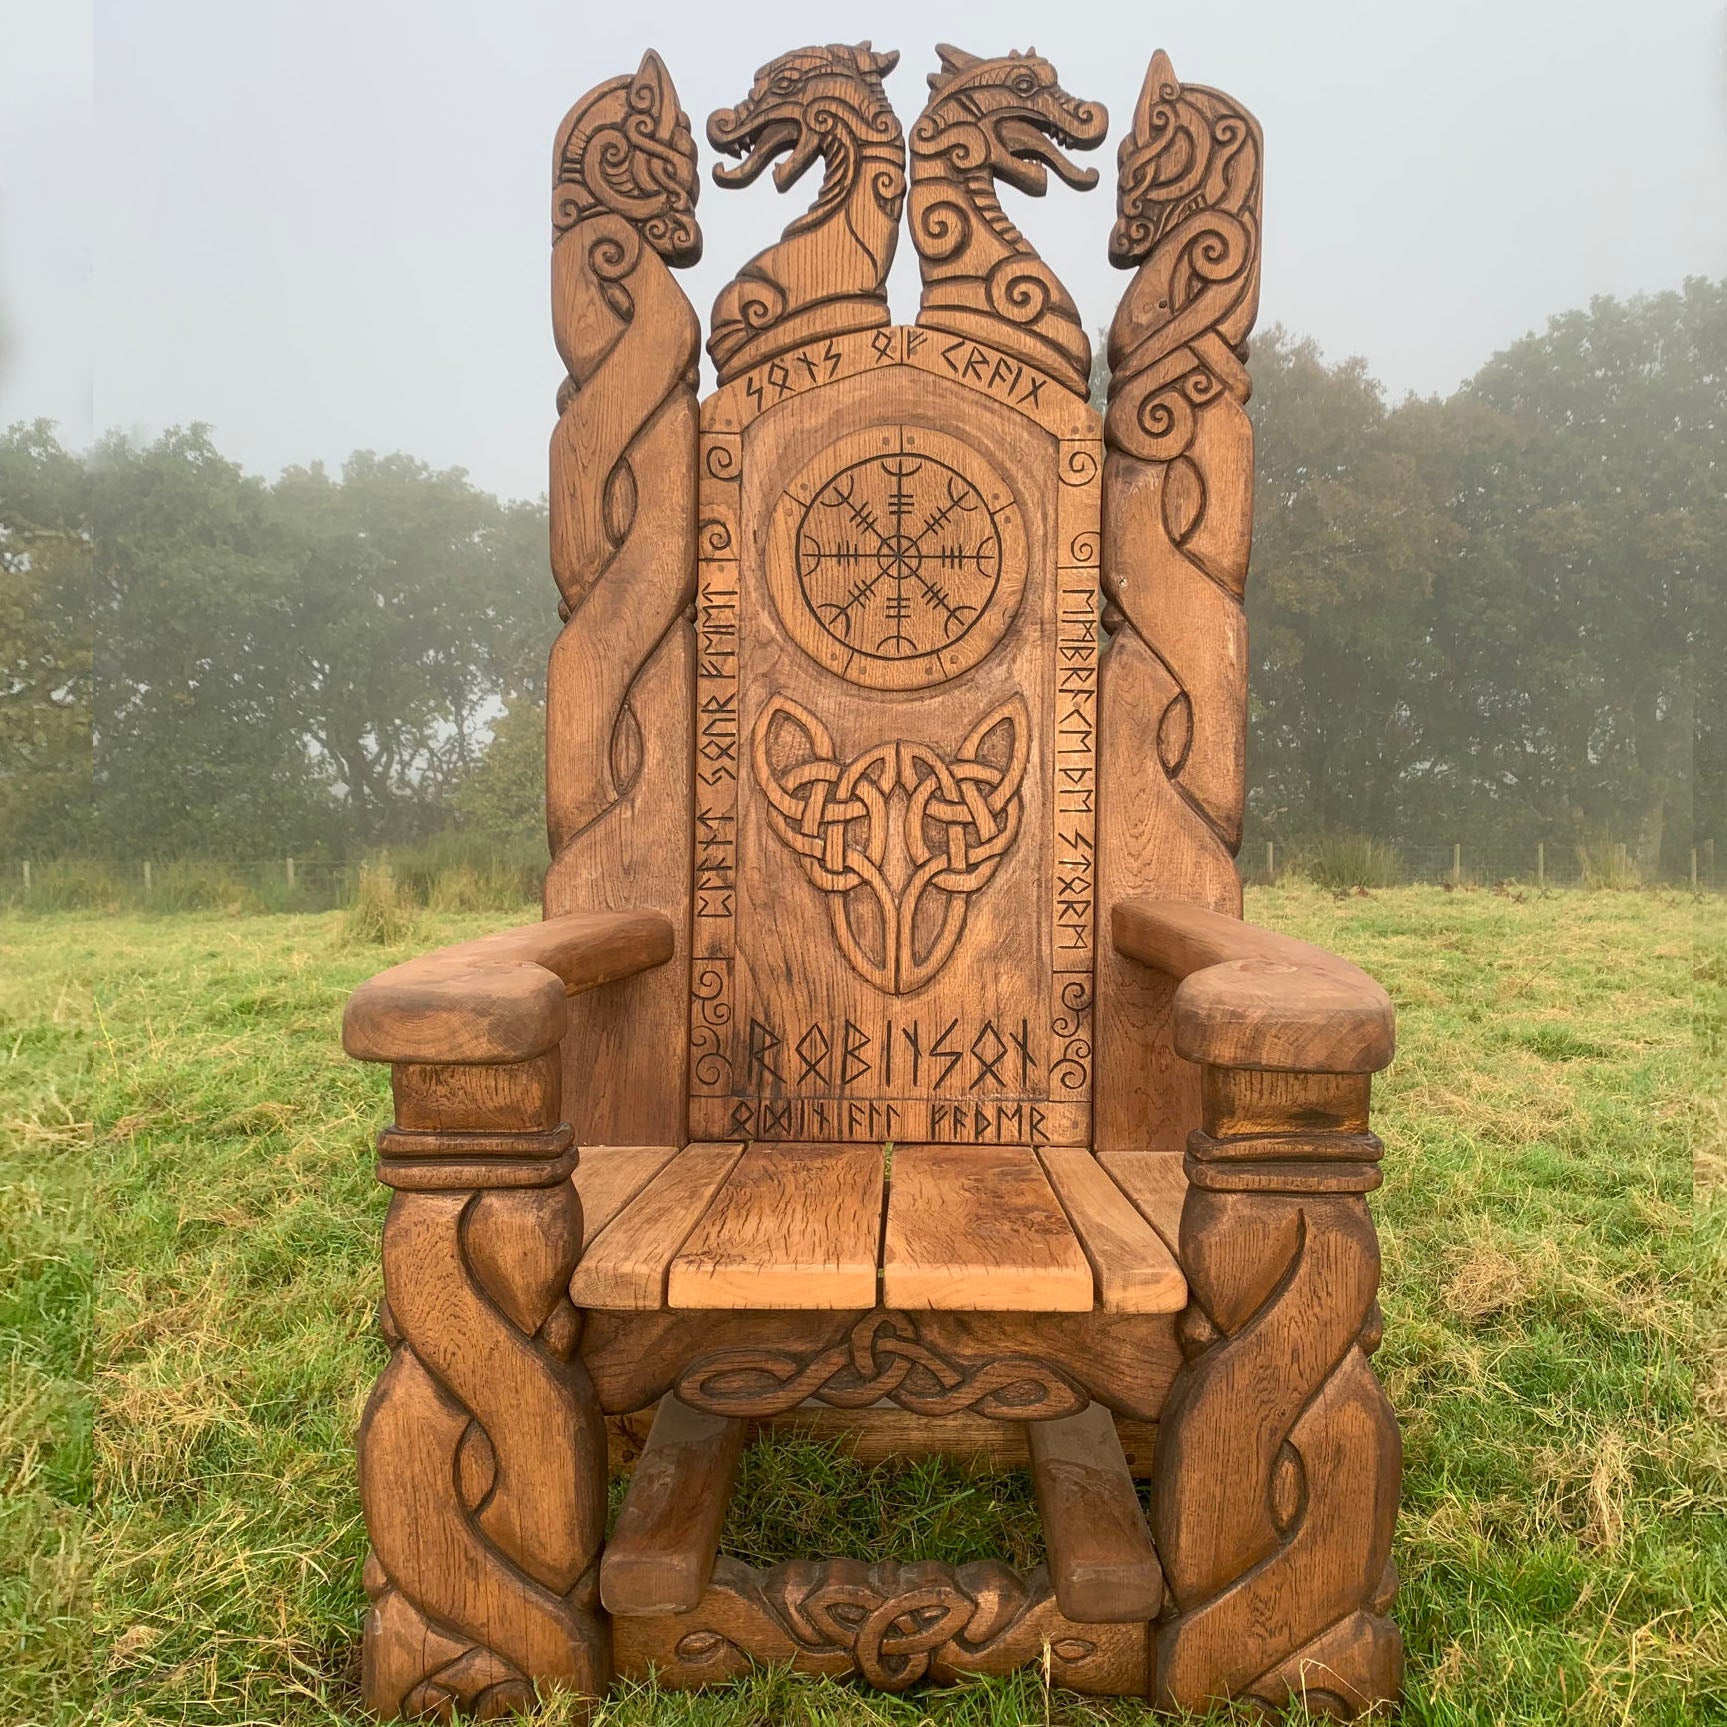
[769,425,1026,688]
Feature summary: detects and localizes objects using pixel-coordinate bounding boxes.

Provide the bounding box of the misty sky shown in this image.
[3,0,1724,503]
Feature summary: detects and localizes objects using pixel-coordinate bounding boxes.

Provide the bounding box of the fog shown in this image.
[3,0,1724,501]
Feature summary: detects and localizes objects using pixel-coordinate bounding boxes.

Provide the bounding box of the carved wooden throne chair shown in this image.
[343,42,1403,1721]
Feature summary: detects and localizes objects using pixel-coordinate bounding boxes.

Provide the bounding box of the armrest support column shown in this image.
[1151,1062,1402,1717]
[358,1053,611,1717]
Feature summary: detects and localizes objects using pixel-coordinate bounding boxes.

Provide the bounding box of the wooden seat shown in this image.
[568,1141,1186,1314]
[344,39,1406,1723]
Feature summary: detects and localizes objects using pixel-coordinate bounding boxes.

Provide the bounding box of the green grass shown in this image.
[0,885,1718,1724]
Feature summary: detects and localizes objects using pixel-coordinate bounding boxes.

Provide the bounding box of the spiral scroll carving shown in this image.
[1101,50,1261,866]
[1152,1144,1402,1717]
[547,50,702,859]
[359,1181,610,1720]
[910,46,1107,397]
[705,43,905,383]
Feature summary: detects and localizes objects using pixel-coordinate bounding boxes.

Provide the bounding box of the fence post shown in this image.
[1452,843,1462,887]
[286,856,296,891]
[1266,840,1275,884]
[1709,838,1717,888]
[1615,841,1628,879]
[21,859,30,892]
[1536,841,1545,888]
[143,860,153,894]
[1692,847,1700,892]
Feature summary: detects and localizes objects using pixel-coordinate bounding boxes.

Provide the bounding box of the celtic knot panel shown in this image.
[768,424,1026,689]
[752,693,1027,994]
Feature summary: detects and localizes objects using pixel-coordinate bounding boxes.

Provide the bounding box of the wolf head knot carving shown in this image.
[752,695,1028,995]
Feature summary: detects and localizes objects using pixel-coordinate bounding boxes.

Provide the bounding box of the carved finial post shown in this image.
[545,51,704,1145]
[1093,53,1263,1155]
[909,47,1107,395]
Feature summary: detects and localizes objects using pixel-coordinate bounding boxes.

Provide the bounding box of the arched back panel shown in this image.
[688,329,1101,1146]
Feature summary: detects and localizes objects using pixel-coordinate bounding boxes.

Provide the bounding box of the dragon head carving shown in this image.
[552,49,701,265]
[708,42,902,193]
[913,45,1107,194]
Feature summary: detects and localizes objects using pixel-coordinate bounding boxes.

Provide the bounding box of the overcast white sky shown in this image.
[2,0,1724,502]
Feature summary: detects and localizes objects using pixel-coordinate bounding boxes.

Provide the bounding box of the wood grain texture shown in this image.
[545,50,702,1146]
[1092,50,1264,1156]
[343,911,674,1067]
[911,47,1106,397]
[601,1395,745,1615]
[612,1555,1150,1694]
[882,1144,1093,1311]
[1096,1148,1188,1257]
[1152,1076,1401,1717]
[690,339,1100,1148]
[393,1055,562,1134]
[1038,1145,1185,1312]
[667,1142,885,1309]
[1028,1401,1163,1622]
[572,1145,682,1249]
[1112,898,1395,1073]
[568,1143,743,1310]
[705,45,903,382]
[359,1182,609,1719]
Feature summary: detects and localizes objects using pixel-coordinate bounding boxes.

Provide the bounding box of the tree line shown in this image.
[1,279,1720,875]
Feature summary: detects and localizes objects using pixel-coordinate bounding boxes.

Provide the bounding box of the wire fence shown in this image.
[1,836,1720,915]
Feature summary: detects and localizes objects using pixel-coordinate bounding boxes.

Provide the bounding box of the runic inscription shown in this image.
[768,425,1026,689]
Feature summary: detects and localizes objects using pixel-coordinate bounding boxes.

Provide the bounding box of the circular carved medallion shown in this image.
[768,425,1026,689]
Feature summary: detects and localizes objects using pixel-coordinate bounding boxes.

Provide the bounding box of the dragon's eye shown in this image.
[771,71,803,93]
[1012,71,1038,95]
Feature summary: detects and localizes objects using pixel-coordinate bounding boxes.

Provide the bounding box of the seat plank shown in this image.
[668,1143,885,1309]
[881,1144,1092,1311]
[569,1142,743,1310]
[1096,1150,1189,1259]
[573,1145,682,1249]
[601,1394,745,1615]
[1038,1146,1185,1313]
[1028,1401,1163,1622]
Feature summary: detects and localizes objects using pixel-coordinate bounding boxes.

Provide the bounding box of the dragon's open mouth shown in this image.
[709,111,822,191]
[996,109,1106,196]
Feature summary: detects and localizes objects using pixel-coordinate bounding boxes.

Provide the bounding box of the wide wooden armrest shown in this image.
[343,910,674,1066]
[1111,898,1393,1074]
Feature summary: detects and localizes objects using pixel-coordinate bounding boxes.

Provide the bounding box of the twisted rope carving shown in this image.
[910,46,1107,397]
[616,1555,1148,1694]
[675,1311,1087,1419]
[752,694,1027,994]
[1152,1172,1401,1716]
[548,51,701,855]
[360,1184,609,1720]
[705,43,904,383]
[1102,51,1261,865]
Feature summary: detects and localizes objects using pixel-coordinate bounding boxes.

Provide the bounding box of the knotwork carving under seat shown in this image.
[753,695,1027,995]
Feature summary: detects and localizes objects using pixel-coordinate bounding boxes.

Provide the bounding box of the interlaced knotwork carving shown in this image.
[706,43,905,382]
[360,1181,610,1721]
[675,1311,1087,1419]
[1153,1137,1401,1718]
[752,694,1027,994]
[910,46,1107,397]
[1102,50,1262,863]
[613,1555,1149,1694]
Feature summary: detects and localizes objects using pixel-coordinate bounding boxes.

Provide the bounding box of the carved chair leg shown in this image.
[358,1060,610,1721]
[1152,1069,1402,1719]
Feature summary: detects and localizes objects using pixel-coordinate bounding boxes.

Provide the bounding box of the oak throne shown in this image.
[343,41,1402,1721]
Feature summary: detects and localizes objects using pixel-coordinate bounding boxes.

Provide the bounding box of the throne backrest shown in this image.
[542,46,1262,1157]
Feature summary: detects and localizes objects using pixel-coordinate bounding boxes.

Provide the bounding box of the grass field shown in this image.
[1,885,1719,1725]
